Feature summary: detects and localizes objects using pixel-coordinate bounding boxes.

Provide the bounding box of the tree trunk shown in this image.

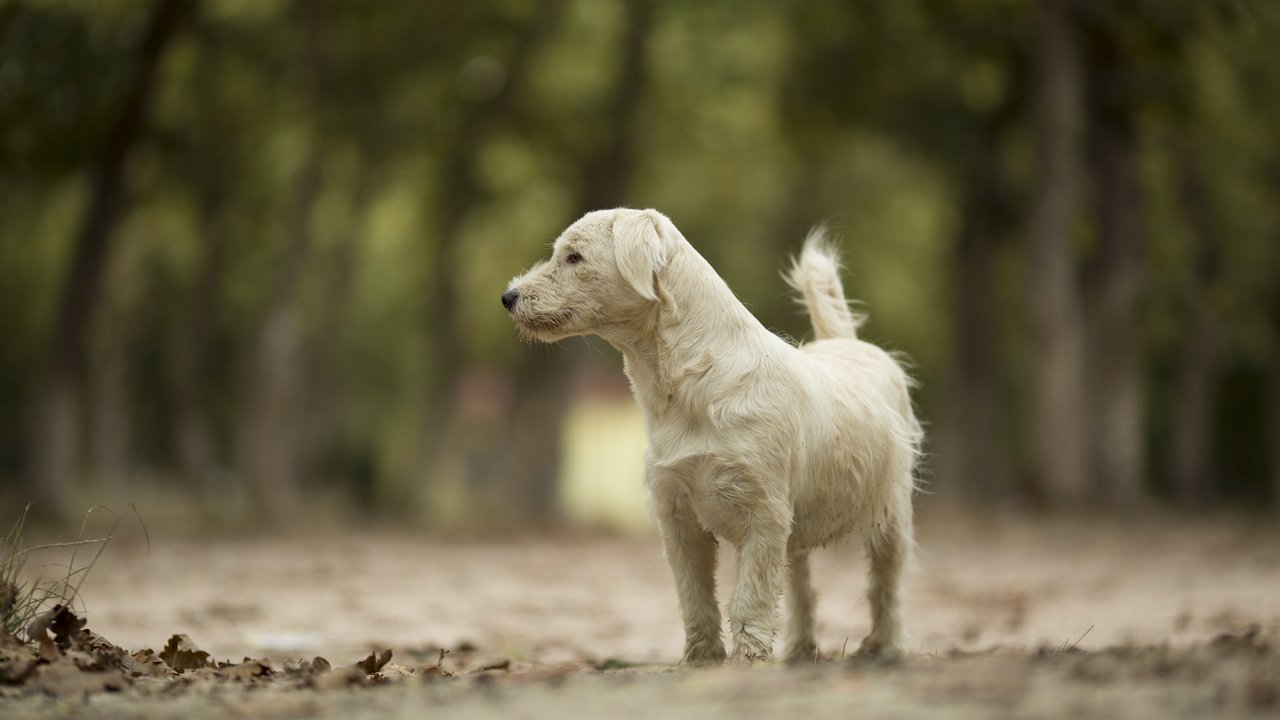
[304,171,378,508]
[416,0,563,513]
[26,0,190,521]
[238,151,321,522]
[1082,18,1145,505]
[1167,146,1221,509]
[86,301,139,497]
[237,0,327,522]
[1270,359,1280,512]
[948,143,1015,501]
[499,0,657,522]
[1026,0,1089,506]
[174,191,227,500]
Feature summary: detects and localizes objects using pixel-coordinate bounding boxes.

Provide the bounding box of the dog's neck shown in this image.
[604,241,775,410]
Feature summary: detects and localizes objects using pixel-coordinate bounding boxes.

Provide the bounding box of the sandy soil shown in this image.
[5,506,1280,717]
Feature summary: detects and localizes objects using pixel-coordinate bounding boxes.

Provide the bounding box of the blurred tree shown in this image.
[777,0,1027,501]
[236,0,330,522]
[2,0,1277,524]
[25,0,192,520]
[505,0,656,520]
[1080,3,1146,504]
[1026,0,1088,505]
[1167,144,1221,507]
[414,0,565,521]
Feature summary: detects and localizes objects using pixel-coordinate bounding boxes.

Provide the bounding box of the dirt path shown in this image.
[4,508,1279,717]
[75,508,1280,661]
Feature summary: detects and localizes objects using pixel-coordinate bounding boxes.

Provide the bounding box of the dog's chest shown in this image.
[648,452,763,546]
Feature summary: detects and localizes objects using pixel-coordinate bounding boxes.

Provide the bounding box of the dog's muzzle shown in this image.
[501,289,519,312]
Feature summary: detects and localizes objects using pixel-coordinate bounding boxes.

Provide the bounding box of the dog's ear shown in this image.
[612,209,674,301]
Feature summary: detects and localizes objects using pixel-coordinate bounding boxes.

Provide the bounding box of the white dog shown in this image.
[503,208,921,664]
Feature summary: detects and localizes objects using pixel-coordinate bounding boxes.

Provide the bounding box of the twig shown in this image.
[1067,624,1094,651]
[129,502,151,557]
[68,506,120,602]
[16,538,115,558]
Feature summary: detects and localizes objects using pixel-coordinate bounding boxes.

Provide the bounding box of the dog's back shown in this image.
[784,231,922,549]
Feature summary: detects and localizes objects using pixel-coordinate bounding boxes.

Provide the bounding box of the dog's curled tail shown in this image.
[786,226,865,340]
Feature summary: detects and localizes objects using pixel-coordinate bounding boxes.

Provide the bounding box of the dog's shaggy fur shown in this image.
[504,208,922,664]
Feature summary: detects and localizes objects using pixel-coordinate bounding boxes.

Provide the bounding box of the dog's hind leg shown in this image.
[857,499,912,660]
[783,549,818,663]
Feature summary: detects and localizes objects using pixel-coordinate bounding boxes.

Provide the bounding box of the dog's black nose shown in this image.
[501,289,520,312]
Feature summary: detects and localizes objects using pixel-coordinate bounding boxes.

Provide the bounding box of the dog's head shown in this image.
[503,208,677,342]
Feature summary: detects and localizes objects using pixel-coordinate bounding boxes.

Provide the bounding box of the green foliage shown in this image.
[0,0,1276,517]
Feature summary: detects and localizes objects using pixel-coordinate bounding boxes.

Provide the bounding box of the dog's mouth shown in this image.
[514,309,576,341]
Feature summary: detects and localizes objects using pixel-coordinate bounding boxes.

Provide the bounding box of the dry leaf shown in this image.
[64,649,98,671]
[475,659,511,672]
[49,605,87,647]
[376,662,415,680]
[25,608,53,645]
[359,648,392,675]
[159,634,214,673]
[37,634,60,663]
[0,583,17,646]
[418,647,455,681]
[0,644,38,684]
[282,656,331,677]
[220,659,273,682]
[130,648,177,678]
[29,658,129,696]
[26,605,88,652]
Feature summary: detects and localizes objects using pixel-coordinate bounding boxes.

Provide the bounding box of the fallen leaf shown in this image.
[64,649,98,671]
[1210,625,1265,655]
[29,658,129,696]
[0,583,17,645]
[0,644,38,684]
[48,605,87,648]
[220,659,273,682]
[130,649,177,678]
[159,634,214,673]
[282,656,331,677]
[359,648,392,675]
[376,662,415,680]
[37,634,60,663]
[25,608,54,645]
[420,664,451,681]
[418,647,455,681]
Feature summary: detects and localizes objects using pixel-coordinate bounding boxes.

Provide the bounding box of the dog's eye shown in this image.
[565,251,584,265]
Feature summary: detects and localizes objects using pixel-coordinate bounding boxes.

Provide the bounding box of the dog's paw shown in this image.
[851,636,905,665]
[729,636,773,664]
[729,646,771,664]
[681,641,726,667]
[783,640,819,666]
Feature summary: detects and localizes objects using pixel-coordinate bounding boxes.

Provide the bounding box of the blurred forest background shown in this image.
[1,0,1278,531]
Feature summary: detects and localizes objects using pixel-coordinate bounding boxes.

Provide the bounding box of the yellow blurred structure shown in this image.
[560,398,650,533]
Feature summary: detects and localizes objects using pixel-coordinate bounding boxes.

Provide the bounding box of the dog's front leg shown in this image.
[649,477,725,666]
[727,498,791,662]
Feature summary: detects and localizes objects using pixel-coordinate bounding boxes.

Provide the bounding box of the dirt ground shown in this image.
[4,506,1280,718]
